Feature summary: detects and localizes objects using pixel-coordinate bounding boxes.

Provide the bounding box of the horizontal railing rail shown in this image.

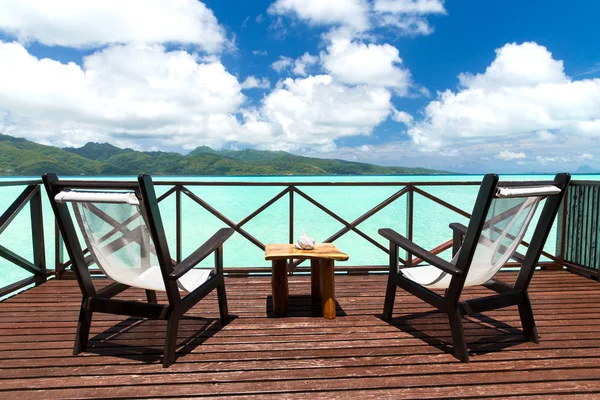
[0,176,575,299]
[54,179,559,277]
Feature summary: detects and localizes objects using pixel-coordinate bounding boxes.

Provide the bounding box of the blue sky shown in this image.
[0,0,599,173]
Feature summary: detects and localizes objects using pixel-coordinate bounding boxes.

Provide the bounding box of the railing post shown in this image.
[54,219,65,279]
[29,186,46,283]
[406,186,414,266]
[288,186,294,273]
[176,185,182,264]
[555,184,569,271]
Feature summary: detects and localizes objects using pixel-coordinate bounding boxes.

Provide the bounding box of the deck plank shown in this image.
[1,270,600,399]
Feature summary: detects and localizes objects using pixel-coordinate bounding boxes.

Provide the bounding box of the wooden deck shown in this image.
[1,270,600,399]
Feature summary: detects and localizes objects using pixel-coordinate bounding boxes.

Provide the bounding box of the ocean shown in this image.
[1,174,596,289]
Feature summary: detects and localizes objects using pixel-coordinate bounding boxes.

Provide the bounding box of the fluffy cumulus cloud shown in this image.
[0,0,447,155]
[392,110,414,125]
[268,0,371,32]
[374,0,446,35]
[321,30,411,92]
[245,75,394,151]
[495,150,526,161]
[407,42,600,152]
[241,76,271,89]
[0,41,245,149]
[261,0,448,152]
[374,0,446,14]
[0,0,227,53]
[271,53,318,76]
[269,0,445,36]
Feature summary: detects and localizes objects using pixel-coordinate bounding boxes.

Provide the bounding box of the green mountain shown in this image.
[189,146,288,161]
[0,134,126,176]
[0,133,449,176]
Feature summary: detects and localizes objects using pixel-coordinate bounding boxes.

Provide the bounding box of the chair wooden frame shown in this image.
[43,173,233,367]
[380,173,571,362]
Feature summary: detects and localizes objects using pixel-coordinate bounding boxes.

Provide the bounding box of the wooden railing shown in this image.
[0,180,48,298]
[557,180,600,280]
[0,178,568,298]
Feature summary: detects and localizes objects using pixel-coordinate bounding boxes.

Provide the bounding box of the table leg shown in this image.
[320,259,336,319]
[311,259,321,304]
[271,259,288,316]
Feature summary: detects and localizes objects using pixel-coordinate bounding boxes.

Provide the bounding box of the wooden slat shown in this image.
[1,270,600,399]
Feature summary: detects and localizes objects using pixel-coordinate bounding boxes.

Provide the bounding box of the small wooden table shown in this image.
[265,243,349,319]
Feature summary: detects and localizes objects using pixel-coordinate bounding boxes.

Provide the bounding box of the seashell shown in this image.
[294,233,316,250]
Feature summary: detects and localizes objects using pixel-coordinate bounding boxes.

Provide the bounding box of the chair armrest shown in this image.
[169,228,234,280]
[378,228,463,276]
[449,222,467,257]
[449,222,467,235]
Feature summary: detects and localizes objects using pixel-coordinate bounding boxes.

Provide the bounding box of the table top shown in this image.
[265,243,349,261]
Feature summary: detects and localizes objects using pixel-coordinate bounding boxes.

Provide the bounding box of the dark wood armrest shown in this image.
[449,222,467,234]
[449,223,467,256]
[378,228,463,276]
[170,228,234,280]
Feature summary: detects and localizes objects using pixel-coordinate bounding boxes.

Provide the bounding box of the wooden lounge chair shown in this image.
[43,173,233,367]
[379,173,571,362]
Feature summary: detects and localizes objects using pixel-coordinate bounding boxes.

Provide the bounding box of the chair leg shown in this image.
[163,313,180,368]
[146,289,157,304]
[448,308,469,362]
[518,292,539,343]
[382,274,397,322]
[217,279,229,325]
[73,297,92,355]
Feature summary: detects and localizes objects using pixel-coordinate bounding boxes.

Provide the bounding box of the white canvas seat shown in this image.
[56,191,211,292]
[400,186,560,289]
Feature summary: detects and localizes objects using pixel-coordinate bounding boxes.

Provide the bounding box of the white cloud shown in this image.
[574,119,600,136]
[0,39,401,153]
[271,53,318,76]
[458,42,567,89]
[536,130,558,142]
[268,0,445,36]
[321,31,411,92]
[374,0,446,14]
[241,76,271,89]
[292,52,319,76]
[244,74,394,151]
[252,50,268,56]
[268,0,370,32]
[272,56,294,72]
[373,0,446,35]
[0,41,245,149]
[392,110,414,124]
[0,0,227,53]
[495,150,526,161]
[537,156,569,165]
[535,152,592,166]
[407,42,600,150]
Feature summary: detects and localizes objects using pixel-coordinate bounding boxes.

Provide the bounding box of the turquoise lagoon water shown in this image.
[1,174,597,289]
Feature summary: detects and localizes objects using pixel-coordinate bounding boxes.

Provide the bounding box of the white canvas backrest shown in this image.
[401,184,561,289]
[55,190,165,291]
[462,184,561,287]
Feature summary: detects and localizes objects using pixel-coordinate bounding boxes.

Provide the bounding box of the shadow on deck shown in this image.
[1,270,600,399]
